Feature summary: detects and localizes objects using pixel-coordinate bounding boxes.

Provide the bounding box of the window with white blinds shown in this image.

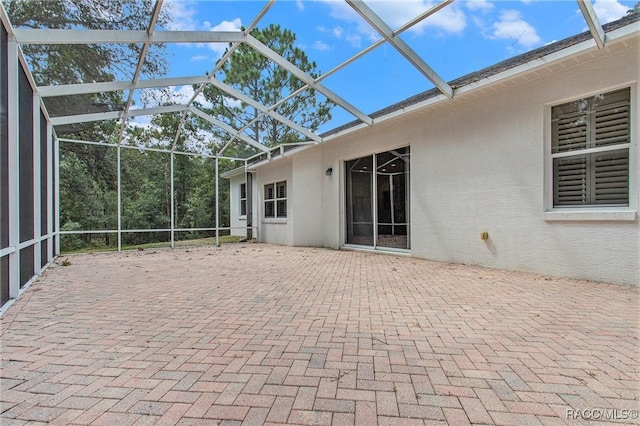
[240,183,247,216]
[264,181,287,218]
[551,88,630,207]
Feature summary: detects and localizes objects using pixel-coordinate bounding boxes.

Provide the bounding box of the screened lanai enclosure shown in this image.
[1,0,638,310]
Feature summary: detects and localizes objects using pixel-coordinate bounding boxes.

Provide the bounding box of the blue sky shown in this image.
[144,0,637,133]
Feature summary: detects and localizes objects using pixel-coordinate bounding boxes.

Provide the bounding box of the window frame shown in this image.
[264,180,287,220]
[239,182,247,218]
[544,85,637,222]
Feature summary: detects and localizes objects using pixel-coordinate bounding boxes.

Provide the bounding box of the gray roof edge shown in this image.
[321,13,640,138]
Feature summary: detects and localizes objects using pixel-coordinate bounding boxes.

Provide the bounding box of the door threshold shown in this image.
[341,244,411,256]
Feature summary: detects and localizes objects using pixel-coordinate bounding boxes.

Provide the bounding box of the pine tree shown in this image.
[202,24,333,150]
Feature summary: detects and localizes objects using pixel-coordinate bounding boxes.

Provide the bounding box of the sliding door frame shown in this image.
[343,147,410,252]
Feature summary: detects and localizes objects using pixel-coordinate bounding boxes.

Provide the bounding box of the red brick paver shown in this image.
[1,243,639,425]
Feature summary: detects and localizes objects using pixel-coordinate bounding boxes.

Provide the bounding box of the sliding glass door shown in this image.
[345,147,410,250]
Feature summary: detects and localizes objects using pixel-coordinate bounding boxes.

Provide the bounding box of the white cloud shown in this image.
[313,40,331,51]
[173,85,242,110]
[170,85,214,108]
[491,10,541,48]
[421,4,467,34]
[296,0,305,11]
[319,23,362,48]
[466,0,494,13]
[210,17,243,32]
[190,55,208,62]
[164,0,199,31]
[127,115,154,131]
[162,2,241,58]
[592,0,629,23]
[319,0,467,36]
[223,97,242,110]
[322,1,365,24]
[345,33,363,48]
[208,18,243,56]
[321,0,379,41]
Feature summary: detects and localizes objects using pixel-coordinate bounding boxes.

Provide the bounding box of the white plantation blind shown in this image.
[552,88,630,207]
[554,110,588,153]
[276,181,287,218]
[595,102,630,147]
[264,181,287,218]
[594,150,628,204]
[276,181,286,199]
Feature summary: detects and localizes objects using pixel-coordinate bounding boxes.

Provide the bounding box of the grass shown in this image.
[61,235,247,255]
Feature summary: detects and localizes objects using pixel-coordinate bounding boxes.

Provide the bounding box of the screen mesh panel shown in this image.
[20,246,34,288]
[1,257,8,307]
[40,110,48,236]
[19,66,34,242]
[0,22,9,249]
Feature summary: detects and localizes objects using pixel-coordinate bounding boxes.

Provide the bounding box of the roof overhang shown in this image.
[220,165,248,179]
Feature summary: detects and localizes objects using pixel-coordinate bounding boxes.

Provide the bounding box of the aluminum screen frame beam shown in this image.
[50,104,189,126]
[38,75,215,98]
[188,106,269,154]
[245,34,373,126]
[51,102,268,154]
[229,0,454,145]
[577,0,606,49]
[12,29,245,45]
[172,0,276,154]
[116,0,164,147]
[346,0,453,100]
[205,77,322,143]
[393,0,454,35]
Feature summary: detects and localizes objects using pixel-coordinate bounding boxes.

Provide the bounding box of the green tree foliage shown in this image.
[59,144,117,248]
[6,3,312,249]
[115,112,235,247]
[627,2,640,15]
[4,0,167,82]
[58,111,236,250]
[3,0,168,122]
[202,24,333,149]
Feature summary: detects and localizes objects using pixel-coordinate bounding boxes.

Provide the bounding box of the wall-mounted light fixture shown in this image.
[325,167,333,176]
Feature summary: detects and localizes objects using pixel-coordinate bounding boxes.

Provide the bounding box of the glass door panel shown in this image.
[376,147,409,249]
[346,156,373,246]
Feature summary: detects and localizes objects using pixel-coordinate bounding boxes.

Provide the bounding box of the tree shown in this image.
[202,24,333,150]
[59,145,115,248]
[627,2,640,15]
[5,0,167,84]
[3,0,168,120]
[121,111,235,244]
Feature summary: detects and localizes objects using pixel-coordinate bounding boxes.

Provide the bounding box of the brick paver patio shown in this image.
[1,243,638,425]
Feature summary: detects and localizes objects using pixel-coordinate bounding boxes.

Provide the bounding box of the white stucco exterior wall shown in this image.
[256,158,294,246]
[405,46,639,286]
[291,149,325,246]
[252,34,639,286]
